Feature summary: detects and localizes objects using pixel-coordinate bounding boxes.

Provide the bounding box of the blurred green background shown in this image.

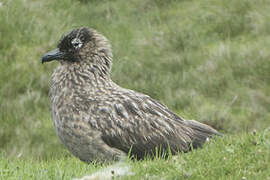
[0,0,270,160]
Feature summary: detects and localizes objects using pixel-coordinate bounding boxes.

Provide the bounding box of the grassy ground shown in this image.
[1,131,270,179]
[0,0,270,179]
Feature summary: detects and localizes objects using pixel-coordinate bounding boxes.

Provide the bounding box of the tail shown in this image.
[184,120,222,149]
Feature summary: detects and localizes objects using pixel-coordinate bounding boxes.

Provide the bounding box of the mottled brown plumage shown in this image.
[42,27,220,163]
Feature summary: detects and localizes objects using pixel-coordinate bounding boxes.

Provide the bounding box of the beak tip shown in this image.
[41,56,46,64]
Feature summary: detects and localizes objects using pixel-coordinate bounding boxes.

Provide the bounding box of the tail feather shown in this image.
[184,120,222,148]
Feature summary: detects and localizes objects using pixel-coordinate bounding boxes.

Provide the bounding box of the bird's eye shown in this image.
[71,38,83,49]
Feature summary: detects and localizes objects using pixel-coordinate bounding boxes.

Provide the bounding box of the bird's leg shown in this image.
[90,138,127,163]
[65,130,127,163]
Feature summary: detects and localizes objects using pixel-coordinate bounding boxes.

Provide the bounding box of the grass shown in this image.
[1,131,269,179]
[0,0,270,179]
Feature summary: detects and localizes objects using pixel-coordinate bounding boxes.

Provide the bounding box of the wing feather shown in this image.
[97,89,194,158]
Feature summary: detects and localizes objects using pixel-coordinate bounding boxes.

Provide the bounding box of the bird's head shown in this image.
[42,27,112,73]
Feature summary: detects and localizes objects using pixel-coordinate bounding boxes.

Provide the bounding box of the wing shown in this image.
[89,88,196,158]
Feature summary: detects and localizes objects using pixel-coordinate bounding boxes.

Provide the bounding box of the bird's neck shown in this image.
[51,61,114,93]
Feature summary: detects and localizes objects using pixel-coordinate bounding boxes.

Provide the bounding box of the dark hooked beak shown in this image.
[41,48,65,64]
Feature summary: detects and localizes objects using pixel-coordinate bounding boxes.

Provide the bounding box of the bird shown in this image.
[41,27,221,163]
